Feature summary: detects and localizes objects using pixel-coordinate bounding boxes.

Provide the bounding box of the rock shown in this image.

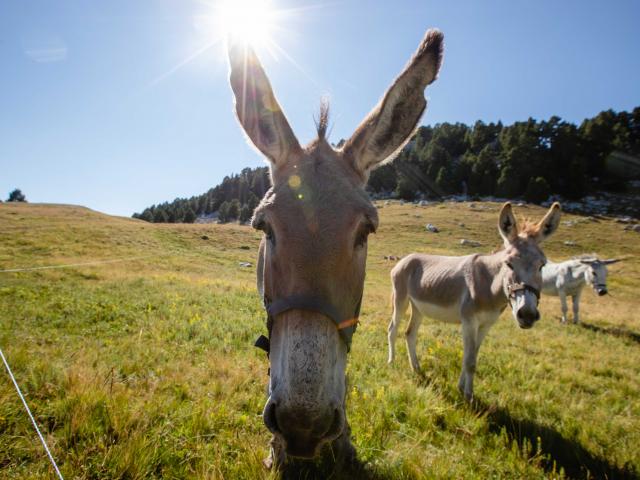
[564,241,577,247]
[458,223,466,228]
[239,245,250,250]
[426,223,439,233]
[623,224,640,232]
[384,255,400,261]
[616,216,634,224]
[419,200,429,206]
[238,262,252,267]
[460,239,481,247]
[562,220,577,227]
[201,235,209,240]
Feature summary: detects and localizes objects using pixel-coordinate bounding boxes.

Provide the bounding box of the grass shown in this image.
[0,201,638,479]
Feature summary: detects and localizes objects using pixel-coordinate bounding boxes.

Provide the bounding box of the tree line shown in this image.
[133,167,270,224]
[134,107,639,223]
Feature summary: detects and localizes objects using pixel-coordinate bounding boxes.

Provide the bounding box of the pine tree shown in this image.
[7,189,26,202]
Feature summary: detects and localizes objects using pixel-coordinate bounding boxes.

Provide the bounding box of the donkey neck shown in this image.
[473,251,510,310]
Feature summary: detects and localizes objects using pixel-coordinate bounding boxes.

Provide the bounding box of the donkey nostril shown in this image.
[263,401,280,435]
[323,408,345,441]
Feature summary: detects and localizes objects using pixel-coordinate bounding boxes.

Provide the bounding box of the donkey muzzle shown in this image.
[516,307,540,329]
[263,397,345,458]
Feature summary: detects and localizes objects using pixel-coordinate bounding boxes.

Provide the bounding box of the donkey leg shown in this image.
[458,318,478,402]
[559,291,568,323]
[405,302,423,373]
[572,293,581,324]
[388,286,409,364]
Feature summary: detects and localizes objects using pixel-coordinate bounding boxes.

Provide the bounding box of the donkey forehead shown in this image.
[506,238,545,263]
[258,152,378,230]
[591,262,607,274]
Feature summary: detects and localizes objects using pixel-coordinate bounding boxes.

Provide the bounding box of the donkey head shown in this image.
[580,257,620,296]
[498,202,561,329]
[228,30,443,459]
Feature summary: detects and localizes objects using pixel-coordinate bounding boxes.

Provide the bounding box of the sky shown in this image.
[1,0,639,217]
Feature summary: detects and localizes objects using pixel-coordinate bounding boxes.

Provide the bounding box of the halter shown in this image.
[506,282,540,304]
[254,293,362,356]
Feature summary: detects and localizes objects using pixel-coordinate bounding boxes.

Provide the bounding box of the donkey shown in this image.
[388,203,561,401]
[227,30,444,468]
[541,255,620,324]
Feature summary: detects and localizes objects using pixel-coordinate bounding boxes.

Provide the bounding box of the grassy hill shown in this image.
[0,201,638,479]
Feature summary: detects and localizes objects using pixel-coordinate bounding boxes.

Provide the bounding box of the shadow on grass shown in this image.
[579,321,640,344]
[414,373,638,480]
[472,398,638,480]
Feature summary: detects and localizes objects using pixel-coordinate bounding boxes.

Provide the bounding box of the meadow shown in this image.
[0,201,638,479]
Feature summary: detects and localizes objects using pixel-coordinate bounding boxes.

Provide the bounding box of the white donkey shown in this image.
[388,202,561,401]
[541,255,620,324]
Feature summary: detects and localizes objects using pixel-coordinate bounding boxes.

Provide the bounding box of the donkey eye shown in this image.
[254,220,275,244]
[354,222,375,249]
[265,227,275,243]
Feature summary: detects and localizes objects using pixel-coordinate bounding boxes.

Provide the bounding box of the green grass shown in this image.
[0,201,639,479]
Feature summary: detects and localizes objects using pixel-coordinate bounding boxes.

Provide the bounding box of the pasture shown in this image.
[0,201,638,479]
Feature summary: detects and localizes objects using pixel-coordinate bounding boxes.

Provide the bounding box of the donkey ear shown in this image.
[602,258,621,265]
[498,202,519,244]
[580,259,597,265]
[533,202,561,244]
[340,29,444,181]
[228,42,301,169]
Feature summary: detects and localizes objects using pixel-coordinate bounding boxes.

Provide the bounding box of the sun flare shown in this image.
[216,0,276,46]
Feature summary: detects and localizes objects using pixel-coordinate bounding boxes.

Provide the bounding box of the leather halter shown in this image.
[507,282,540,303]
[254,293,362,356]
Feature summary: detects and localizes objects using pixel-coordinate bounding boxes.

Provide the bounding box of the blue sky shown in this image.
[1,0,639,217]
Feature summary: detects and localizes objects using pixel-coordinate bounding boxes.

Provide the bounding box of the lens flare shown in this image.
[217,0,276,46]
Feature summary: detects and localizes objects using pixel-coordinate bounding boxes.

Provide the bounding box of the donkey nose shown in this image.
[263,398,280,435]
[517,308,540,328]
[263,397,344,458]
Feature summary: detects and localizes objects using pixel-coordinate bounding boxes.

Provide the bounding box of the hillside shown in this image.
[1,201,639,479]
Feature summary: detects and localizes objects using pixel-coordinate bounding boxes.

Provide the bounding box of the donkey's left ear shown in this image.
[603,258,621,265]
[534,202,561,243]
[340,29,444,182]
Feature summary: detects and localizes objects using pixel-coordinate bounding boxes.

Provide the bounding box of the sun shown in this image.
[215,0,277,47]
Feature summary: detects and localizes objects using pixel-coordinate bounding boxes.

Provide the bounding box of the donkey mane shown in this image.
[518,218,541,237]
[314,99,330,140]
[491,217,540,253]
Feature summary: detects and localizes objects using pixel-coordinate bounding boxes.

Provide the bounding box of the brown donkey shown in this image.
[388,203,561,401]
[227,30,444,468]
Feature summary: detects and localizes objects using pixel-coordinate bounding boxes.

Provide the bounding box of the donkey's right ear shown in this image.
[498,202,519,245]
[228,42,302,169]
[340,29,444,182]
